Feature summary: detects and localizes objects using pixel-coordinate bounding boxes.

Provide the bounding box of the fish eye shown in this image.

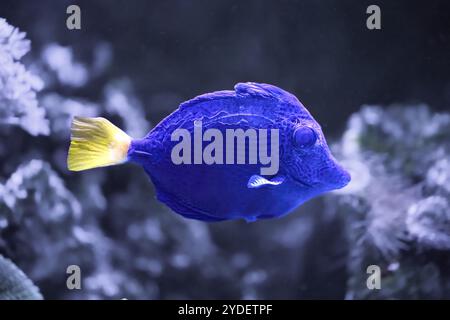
[293,126,317,148]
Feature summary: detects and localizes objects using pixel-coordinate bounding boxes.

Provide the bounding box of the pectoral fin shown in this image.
[247,175,285,189]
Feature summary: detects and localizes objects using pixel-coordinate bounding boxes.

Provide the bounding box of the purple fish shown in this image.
[67,82,350,222]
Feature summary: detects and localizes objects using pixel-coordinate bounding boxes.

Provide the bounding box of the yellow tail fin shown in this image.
[67,117,131,171]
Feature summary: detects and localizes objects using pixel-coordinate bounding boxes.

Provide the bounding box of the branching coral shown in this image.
[332,105,450,299]
[0,18,48,136]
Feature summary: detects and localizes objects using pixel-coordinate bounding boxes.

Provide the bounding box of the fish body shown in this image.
[68,82,350,222]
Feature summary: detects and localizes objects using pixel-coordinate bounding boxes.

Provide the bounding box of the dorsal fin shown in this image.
[178,82,307,118]
[234,82,300,105]
[180,83,300,109]
[179,90,235,110]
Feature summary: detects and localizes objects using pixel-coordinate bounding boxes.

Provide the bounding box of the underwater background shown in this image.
[1,0,450,299]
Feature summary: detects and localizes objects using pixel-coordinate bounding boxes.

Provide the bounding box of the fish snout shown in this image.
[319,162,351,189]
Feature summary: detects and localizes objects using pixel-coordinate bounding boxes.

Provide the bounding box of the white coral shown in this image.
[0,159,81,222]
[406,196,450,250]
[0,18,48,136]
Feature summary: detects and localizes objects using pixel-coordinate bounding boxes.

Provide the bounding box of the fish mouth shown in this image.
[290,166,351,190]
[322,165,351,189]
[331,170,351,189]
